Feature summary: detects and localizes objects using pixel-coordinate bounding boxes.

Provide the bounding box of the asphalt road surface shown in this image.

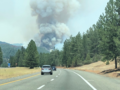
[0,69,120,90]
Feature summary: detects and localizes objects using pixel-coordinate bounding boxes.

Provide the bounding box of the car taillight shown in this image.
[49,68,51,70]
[42,68,44,70]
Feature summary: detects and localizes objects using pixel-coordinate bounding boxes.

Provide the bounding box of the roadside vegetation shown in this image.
[0,67,40,79]
[69,60,120,78]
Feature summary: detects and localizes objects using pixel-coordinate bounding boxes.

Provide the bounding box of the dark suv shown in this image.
[52,66,56,71]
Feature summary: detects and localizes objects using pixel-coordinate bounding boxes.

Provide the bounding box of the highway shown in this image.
[0,69,120,90]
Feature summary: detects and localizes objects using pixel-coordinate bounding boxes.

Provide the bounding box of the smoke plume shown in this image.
[30,0,80,50]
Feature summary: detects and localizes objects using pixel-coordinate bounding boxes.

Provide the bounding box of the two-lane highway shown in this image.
[0,69,120,90]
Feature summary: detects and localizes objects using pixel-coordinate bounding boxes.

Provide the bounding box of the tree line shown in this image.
[8,40,62,68]
[1,0,120,69]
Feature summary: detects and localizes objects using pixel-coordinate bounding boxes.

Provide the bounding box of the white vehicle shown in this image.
[41,65,53,75]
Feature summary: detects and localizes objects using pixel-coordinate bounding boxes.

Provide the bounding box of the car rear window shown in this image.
[42,66,51,68]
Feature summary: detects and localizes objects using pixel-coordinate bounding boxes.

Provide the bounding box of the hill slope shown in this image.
[0,41,21,60]
[0,41,49,61]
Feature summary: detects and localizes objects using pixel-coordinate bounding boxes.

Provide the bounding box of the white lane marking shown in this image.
[73,72,97,90]
[87,80,94,81]
[37,85,45,89]
[51,79,54,81]
[58,70,61,75]
[60,70,61,74]
[56,75,58,77]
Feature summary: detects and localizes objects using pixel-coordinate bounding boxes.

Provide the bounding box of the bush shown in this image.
[93,55,99,62]
[106,60,109,65]
[96,54,101,60]
[89,59,93,63]
[1,62,8,67]
[78,63,83,66]
[83,60,91,65]
[92,54,102,62]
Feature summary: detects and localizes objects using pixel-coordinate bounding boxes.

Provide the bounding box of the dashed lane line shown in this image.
[37,85,45,89]
[58,70,61,75]
[51,79,54,81]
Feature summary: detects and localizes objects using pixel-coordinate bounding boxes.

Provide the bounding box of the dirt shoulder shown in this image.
[67,61,120,78]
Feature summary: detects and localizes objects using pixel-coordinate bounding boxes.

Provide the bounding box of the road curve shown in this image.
[0,69,120,90]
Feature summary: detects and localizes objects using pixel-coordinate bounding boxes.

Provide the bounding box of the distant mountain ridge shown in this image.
[0,41,22,47]
[0,41,49,62]
[0,41,12,44]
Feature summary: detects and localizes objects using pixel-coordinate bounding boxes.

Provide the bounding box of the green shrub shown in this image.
[83,60,91,65]
[106,60,109,65]
[78,63,83,66]
[1,62,8,67]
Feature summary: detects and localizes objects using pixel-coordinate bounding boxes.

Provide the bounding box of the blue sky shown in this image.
[0,0,109,50]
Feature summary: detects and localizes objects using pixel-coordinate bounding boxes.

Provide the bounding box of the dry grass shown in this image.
[67,61,120,78]
[73,61,115,71]
[0,67,41,79]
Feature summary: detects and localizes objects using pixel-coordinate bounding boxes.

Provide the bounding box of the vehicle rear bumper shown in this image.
[41,70,52,73]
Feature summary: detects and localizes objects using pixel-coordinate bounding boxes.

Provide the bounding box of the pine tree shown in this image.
[96,14,106,55]
[18,47,25,67]
[0,47,3,67]
[101,0,118,68]
[82,33,88,60]
[62,39,69,67]
[75,32,83,66]
[83,53,91,64]
[26,40,39,69]
[39,53,44,66]
[93,24,100,54]
[86,53,91,61]
[9,56,15,67]
[69,36,77,66]
[14,50,21,66]
[58,50,63,66]
[115,0,120,21]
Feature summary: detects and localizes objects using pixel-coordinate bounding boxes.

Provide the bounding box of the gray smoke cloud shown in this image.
[30,0,80,50]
